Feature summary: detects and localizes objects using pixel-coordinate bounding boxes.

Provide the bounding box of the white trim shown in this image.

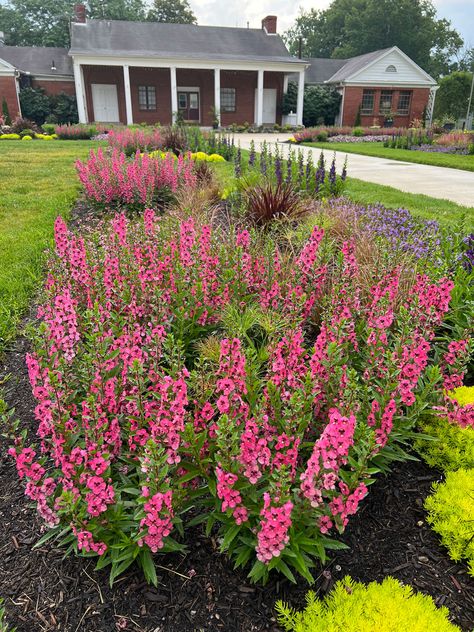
[214,68,221,126]
[70,54,306,74]
[338,86,345,126]
[170,66,177,124]
[14,75,22,117]
[0,57,16,72]
[176,86,200,91]
[123,64,133,125]
[342,80,435,87]
[296,69,304,126]
[343,46,436,85]
[31,74,75,82]
[73,62,88,123]
[256,69,264,126]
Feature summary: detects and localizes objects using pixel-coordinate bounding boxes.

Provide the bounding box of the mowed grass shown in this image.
[303,141,474,172]
[0,140,96,350]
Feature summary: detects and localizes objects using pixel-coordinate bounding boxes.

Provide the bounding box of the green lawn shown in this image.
[303,141,474,172]
[0,140,96,350]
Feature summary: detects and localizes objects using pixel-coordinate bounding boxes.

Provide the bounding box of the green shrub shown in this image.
[1,97,11,125]
[416,416,474,471]
[425,468,474,576]
[19,128,35,138]
[353,126,364,137]
[416,386,474,472]
[19,87,50,124]
[275,576,461,632]
[21,135,33,141]
[316,130,328,142]
[0,133,20,140]
[41,123,56,135]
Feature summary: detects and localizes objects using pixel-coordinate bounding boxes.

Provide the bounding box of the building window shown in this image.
[385,65,397,73]
[361,89,375,114]
[138,85,156,111]
[220,88,236,112]
[379,90,393,114]
[397,90,412,115]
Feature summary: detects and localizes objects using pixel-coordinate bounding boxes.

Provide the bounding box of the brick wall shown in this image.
[83,65,285,125]
[0,75,20,120]
[342,86,431,127]
[32,78,76,97]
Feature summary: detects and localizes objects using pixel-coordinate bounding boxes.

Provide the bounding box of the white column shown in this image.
[256,69,264,126]
[214,68,221,127]
[73,62,87,123]
[170,66,178,124]
[123,64,133,125]
[283,75,289,94]
[296,69,305,126]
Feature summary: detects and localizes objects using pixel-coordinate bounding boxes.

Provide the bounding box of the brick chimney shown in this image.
[74,3,86,23]
[262,15,277,35]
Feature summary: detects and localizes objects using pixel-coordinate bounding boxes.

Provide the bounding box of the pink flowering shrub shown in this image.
[107,128,164,156]
[76,148,197,213]
[7,211,472,586]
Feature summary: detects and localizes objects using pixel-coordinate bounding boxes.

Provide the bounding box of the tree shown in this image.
[284,0,463,78]
[146,0,196,24]
[433,71,473,121]
[19,86,51,123]
[0,0,148,47]
[282,82,341,127]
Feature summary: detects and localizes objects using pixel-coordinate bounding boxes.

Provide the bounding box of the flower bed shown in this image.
[6,201,472,587]
[293,126,406,143]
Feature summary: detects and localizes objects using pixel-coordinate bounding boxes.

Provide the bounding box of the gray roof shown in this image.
[289,48,393,85]
[300,57,347,83]
[325,48,392,83]
[70,20,304,65]
[0,46,73,77]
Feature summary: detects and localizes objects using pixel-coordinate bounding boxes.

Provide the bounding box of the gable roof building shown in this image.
[69,7,307,126]
[293,46,437,126]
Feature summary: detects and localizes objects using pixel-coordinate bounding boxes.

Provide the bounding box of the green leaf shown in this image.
[109,556,135,586]
[220,524,241,551]
[139,549,158,587]
[275,559,296,583]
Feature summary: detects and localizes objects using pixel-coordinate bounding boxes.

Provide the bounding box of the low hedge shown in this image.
[425,468,474,576]
[276,575,461,631]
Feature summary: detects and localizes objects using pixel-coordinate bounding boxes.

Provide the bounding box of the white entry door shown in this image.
[254,88,277,124]
[91,83,119,122]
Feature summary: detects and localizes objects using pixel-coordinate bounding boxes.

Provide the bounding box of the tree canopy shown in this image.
[284,0,464,78]
[282,82,341,127]
[0,0,197,47]
[147,0,196,24]
[433,71,473,120]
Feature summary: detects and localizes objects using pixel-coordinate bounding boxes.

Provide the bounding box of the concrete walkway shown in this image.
[232,133,474,208]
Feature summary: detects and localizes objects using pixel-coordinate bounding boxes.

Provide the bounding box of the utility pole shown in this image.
[466,71,474,130]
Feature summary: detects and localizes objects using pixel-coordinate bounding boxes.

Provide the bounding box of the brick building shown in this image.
[0,41,74,119]
[299,47,438,127]
[69,7,307,126]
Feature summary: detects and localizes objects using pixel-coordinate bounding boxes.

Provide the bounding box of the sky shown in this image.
[190,0,474,46]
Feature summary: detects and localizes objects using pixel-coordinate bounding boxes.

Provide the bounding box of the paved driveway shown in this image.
[232,133,474,208]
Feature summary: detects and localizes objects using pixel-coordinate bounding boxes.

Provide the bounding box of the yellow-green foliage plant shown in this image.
[416,386,474,471]
[0,133,20,140]
[275,576,461,632]
[425,468,474,576]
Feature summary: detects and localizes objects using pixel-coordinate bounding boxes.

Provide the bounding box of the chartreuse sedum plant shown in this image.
[425,468,474,576]
[275,576,461,632]
[416,386,474,471]
[6,210,472,587]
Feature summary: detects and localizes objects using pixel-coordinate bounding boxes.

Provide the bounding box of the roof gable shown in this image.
[0,55,16,74]
[70,20,302,65]
[334,47,436,85]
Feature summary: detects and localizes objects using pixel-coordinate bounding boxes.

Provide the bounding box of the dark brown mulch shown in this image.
[1,331,473,632]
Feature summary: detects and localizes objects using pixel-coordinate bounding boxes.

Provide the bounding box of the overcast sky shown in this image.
[190,0,473,46]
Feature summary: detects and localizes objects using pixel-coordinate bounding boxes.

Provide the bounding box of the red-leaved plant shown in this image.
[6,211,471,586]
